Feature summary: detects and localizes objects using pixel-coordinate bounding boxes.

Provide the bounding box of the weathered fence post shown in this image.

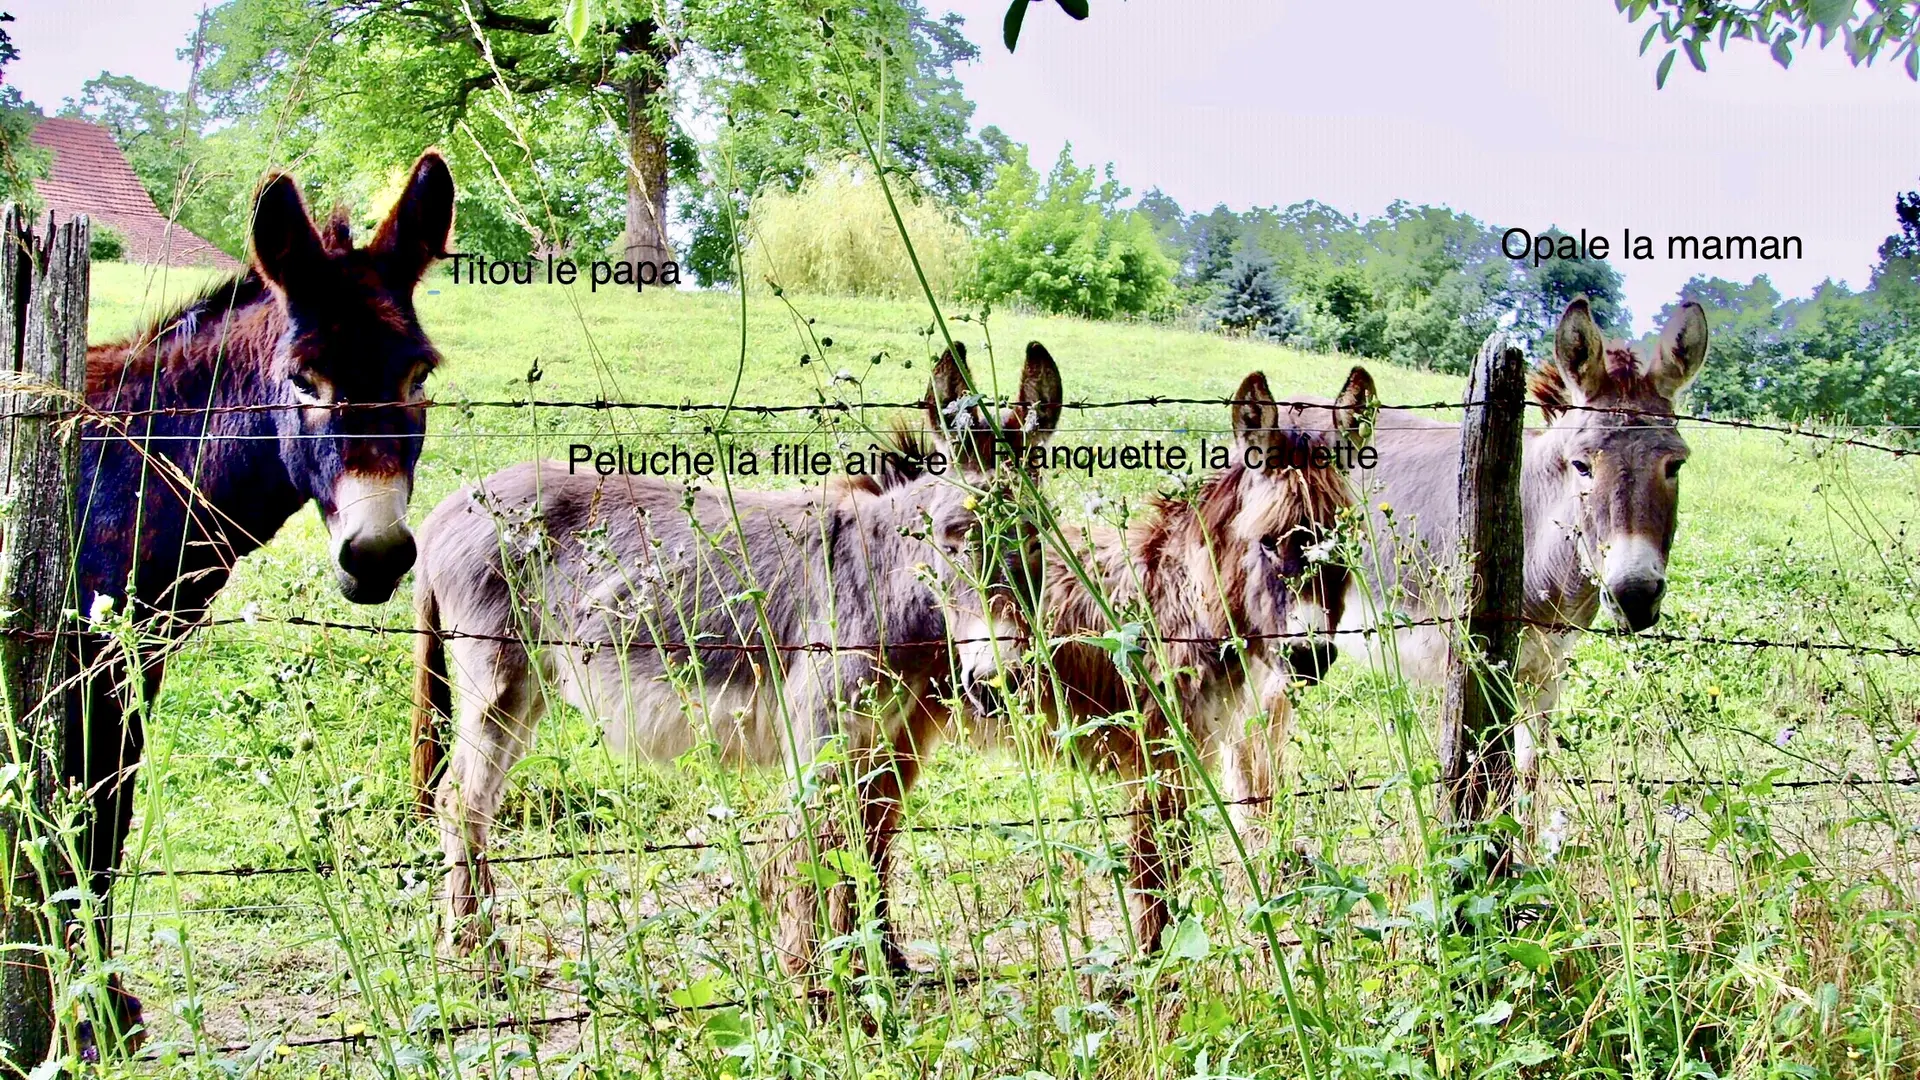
[1437,331,1527,854]
[0,207,88,1072]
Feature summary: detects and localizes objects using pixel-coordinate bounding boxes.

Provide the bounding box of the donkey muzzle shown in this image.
[961,676,1009,719]
[337,530,417,604]
[328,472,416,604]
[1283,642,1339,685]
[1601,536,1670,632]
[1607,577,1666,632]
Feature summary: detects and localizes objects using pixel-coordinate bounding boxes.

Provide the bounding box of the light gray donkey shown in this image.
[409,342,1063,975]
[1320,296,1709,797]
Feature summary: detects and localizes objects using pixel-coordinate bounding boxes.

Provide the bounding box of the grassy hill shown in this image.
[76,261,1920,1077]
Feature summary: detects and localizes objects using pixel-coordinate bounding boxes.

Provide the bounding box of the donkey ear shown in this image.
[1231,371,1282,462]
[924,342,995,471]
[250,172,325,292]
[1651,300,1709,400]
[1331,365,1377,455]
[1552,296,1609,399]
[371,150,455,289]
[1001,340,1063,454]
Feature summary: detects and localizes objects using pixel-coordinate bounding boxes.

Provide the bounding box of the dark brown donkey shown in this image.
[958,367,1375,952]
[71,153,452,1045]
[409,343,1061,977]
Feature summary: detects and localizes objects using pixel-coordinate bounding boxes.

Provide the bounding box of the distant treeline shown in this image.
[1132,195,1626,371]
[5,0,1917,429]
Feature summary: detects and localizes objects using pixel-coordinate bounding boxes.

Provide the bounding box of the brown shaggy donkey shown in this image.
[958,366,1376,953]
[409,343,1061,975]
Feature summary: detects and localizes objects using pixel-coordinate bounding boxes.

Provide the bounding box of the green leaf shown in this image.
[1004,0,1028,51]
[1055,0,1090,18]
[796,859,841,889]
[1906,45,1918,79]
[1166,915,1211,962]
[1683,35,1707,71]
[1471,1000,1514,1027]
[1503,939,1552,971]
[1490,1041,1558,1070]
[1656,48,1677,87]
[563,0,591,49]
[1772,37,1794,68]
[1809,0,1854,31]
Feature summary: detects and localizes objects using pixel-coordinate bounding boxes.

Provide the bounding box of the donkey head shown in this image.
[918,340,1062,715]
[1230,366,1376,680]
[249,152,454,604]
[1530,297,1708,631]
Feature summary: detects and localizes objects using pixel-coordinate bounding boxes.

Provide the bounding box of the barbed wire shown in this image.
[8,394,1475,422]
[109,772,1920,884]
[14,392,1916,458]
[22,609,1920,660]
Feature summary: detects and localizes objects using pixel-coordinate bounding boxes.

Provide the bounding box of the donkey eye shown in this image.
[1665,459,1685,480]
[289,372,321,400]
[1570,458,1593,478]
[1260,535,1280,553]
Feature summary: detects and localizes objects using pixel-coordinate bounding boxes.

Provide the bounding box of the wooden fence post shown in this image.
[1437,330,1526,852]
[0,207,88,1072]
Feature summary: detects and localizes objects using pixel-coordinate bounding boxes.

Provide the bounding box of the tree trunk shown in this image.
[622,69,673,268]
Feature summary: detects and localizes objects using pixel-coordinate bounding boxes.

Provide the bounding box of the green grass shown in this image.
[67,261,1920,1078]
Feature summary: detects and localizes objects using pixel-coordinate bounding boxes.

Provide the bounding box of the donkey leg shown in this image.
[1514,676,1562,845]
[1219,667,1293,847]
[1128,748,1193,956]
[762,659,838,977]
[762,655,886,978]
[435,638,544,964]
[858,695,944,973]
[65,641,152,1052]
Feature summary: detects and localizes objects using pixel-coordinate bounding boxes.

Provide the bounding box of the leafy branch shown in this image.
[1618,0,1920,86]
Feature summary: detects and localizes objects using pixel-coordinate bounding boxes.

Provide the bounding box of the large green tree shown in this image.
[0,11,45,206]
[200,0,683,263]
[196,0,994,270]
[972,143,1175,319]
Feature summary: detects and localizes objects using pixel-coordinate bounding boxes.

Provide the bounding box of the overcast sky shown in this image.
[8,0,1918,330]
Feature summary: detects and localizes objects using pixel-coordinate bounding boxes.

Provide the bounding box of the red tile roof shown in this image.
[29,117,239,270]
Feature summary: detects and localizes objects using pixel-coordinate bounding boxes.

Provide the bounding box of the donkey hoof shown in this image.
[76,991,147,1061]
[878,937,916,976]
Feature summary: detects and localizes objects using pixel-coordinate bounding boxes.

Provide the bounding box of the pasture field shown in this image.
[78,261,1920,1078]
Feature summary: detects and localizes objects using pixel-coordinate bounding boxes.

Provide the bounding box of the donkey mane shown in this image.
[1527,343,1671,419]
[88,270,276,399]
[832,422,939,496]
[1138,458,1352,570]
[124,270,268,353]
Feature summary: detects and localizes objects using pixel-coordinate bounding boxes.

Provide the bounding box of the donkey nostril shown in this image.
[340,532,416,588]
[1610,580,1664,631]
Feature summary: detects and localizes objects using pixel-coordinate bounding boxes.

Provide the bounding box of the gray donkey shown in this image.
[409,343,1062,974]
[1320,297,1709,794]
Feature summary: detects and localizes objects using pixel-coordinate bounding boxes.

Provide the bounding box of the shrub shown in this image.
[90,225,127,262]
[1209,252,1303,342]
[748,161,971,299]
[972,145,1175,319]
[1294,262,1387,357]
